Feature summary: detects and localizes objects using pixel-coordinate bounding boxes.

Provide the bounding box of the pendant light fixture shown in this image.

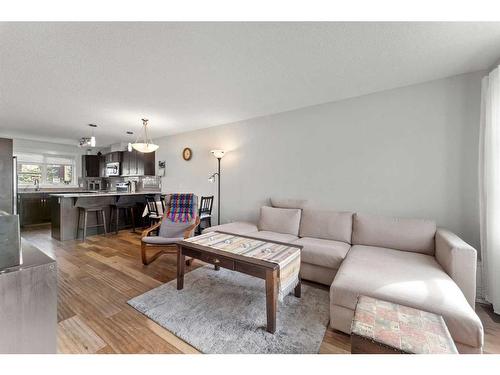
[126,131,134,152]
[89,124,97,147]
[131,119,159,153]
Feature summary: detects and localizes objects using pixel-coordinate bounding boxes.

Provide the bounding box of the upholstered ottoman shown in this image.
[351,295,458,354]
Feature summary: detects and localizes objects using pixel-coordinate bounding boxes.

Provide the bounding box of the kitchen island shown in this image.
[49,191,161,241]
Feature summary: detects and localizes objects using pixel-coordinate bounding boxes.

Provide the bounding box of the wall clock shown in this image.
[182,147,192,161]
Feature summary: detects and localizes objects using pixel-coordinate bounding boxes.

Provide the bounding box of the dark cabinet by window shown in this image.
[82,155,100,177]
[19,193,51,226]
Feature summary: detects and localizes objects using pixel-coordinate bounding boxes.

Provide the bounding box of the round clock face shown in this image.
[182,147,192,161]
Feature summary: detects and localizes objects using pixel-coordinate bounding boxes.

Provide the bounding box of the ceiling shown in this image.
[1,22,500,147]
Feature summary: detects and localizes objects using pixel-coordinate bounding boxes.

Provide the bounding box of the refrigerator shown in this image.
[0,138,16,214]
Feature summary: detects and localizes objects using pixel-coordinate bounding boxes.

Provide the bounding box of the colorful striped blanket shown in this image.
[167,193,195,222]
[184,231,301,301]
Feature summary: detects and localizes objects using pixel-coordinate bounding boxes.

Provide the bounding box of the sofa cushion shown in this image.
[202,221,258,235]
[270,197,308,209]
[352,213,436,255]
[330,245,484,349]
[299,209,353,243]
[258,206,301,236]
[249,231,298,244]
[293,237,350,270]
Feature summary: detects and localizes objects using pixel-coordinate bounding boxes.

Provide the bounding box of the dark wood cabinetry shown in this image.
[143,152,155,176]
[99,155,106,177]
[121,151,155,176]
[19,193,51,226]
[82,151,155,178]
[82,155,100,177]
[105,152,122,163]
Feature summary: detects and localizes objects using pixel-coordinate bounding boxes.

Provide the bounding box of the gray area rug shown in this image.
[128,266,330,353]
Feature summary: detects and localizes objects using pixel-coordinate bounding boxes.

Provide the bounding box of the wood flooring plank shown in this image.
[85,252,163,290]
[57,315,107,354]
[145,319,200,354]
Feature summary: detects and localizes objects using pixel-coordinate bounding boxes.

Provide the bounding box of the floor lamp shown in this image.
[208,149,225,225]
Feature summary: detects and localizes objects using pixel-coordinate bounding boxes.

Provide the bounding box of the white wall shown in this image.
[13,138,85,186]
[155,71,484,249]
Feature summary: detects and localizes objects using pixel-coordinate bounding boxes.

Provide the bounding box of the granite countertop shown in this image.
[18,189,91,194]
[49,191,162,198]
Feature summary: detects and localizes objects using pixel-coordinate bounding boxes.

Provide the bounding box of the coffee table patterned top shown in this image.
[183,231,301,300]
[351,295,458,354]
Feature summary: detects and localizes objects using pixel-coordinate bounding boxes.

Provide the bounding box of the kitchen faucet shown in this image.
[34,178,40,191]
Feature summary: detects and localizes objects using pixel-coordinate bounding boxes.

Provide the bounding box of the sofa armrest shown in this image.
[202,221,258,235]
[435,228,477,308]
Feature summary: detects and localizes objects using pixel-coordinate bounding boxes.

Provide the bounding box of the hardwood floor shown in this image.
[20,225,500,354]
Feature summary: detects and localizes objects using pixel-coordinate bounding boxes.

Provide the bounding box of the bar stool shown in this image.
[110,199,136,234]
[76,205,107,241]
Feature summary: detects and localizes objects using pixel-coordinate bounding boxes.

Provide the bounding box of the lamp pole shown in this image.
[210,150,225,225]
[217,157,221,225]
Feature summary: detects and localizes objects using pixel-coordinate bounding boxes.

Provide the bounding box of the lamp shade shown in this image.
[131,142,159,153]
[132,119,159,153]
[211,149,225,158]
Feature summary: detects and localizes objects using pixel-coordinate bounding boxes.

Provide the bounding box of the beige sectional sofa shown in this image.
[204,200,484,353]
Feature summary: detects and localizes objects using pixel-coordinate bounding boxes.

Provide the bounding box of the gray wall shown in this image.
[155,71,484,249]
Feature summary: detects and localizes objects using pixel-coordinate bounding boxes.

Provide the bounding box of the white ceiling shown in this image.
[1,22,500,146]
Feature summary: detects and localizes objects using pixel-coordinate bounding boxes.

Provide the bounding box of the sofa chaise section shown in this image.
[329,213,484,353]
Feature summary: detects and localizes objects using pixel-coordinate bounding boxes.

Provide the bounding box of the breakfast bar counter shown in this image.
[49,191,161,241]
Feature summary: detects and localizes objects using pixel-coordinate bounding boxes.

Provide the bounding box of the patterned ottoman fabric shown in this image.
[351,295,458,354]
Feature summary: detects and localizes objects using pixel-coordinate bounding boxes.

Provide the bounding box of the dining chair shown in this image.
[196,195,214,235]
[144,194,162,227]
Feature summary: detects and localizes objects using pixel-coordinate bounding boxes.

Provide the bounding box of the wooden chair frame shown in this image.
[141,215,200,265]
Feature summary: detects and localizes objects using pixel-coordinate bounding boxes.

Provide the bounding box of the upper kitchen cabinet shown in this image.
[121,150,134,176]
[99,155,106,177]
[105,151,122,163]
[82,155,100,177]
[143,152,155,176]
[121,151,155,176]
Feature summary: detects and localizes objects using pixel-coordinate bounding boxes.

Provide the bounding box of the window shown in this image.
[16,152,76,186]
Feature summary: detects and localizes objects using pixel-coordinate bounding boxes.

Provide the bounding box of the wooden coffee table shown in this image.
[177,231,302,333]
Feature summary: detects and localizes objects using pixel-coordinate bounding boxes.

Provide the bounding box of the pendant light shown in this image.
[131,119,159,153]
[89,124,97,147]
[126,131,134,152]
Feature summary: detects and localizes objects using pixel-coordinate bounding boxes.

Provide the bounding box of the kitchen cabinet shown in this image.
[82,155,100,177]
[121,150,132,176]
[121,150,154,176]
[99,155,106,177]
[19,193,51,226]
[143,152,155,176]
[105,152,121,163]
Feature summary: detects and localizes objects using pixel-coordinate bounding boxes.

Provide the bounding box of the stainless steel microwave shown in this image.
[106,162,120,177]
